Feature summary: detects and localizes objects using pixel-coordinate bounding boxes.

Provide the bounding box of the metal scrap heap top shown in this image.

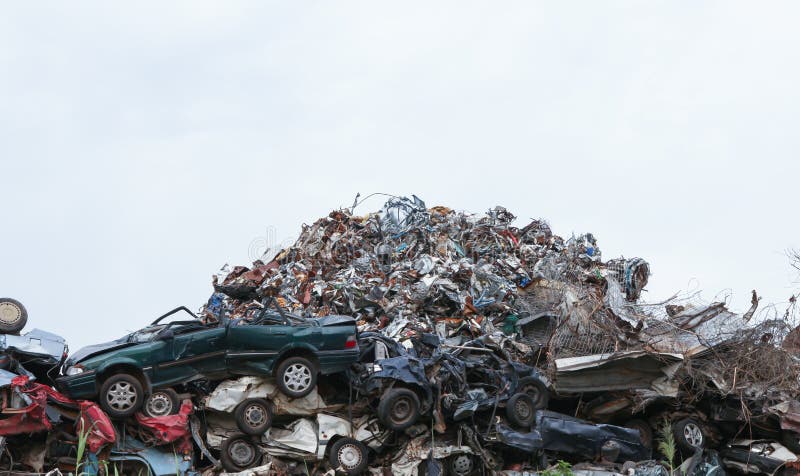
[210,195,647,334]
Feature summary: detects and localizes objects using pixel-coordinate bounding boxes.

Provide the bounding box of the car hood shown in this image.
[66,338,135,367]
[0,329,67,361]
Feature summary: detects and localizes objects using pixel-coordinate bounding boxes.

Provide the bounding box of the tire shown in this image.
[506,393,536,428]
[781,431,800,454]
[377,388,421,431]
[0,298,27,334]
[99,373,144,419]
[142,388,179,418]
[220,435,261,473]
[329,437,368,475]
[625,419,653,448]
[447,453,475,476]
[234,398,273,435]
[518,376,550,410]
[275,356,317,398]
[673,418,706,452]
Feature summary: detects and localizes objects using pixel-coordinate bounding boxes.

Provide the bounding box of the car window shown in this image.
[128,326,164,343]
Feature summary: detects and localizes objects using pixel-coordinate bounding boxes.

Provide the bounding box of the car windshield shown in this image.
[127,325,165,343]
[126,321,203,343]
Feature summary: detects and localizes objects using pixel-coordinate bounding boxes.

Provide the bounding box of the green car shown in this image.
[56,305,359,419]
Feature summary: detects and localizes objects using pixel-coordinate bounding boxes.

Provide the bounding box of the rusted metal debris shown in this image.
[2,195,800,475]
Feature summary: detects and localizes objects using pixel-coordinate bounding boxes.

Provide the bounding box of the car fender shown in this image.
[95,358,153,394]
[274,343,320,365]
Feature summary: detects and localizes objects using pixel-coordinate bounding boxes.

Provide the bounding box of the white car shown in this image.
[212,413,391,474]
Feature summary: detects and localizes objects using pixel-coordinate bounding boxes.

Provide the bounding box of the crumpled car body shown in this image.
[203,375,339,416]
[349,332,437,429]
[264,413,390,460]
[721,440,798,476]
[133,399,194,453]
[0,375,114,451]
[0,329,67,385]
[494,410,650,463]
[57,306,359,403]
[444,336,551,421]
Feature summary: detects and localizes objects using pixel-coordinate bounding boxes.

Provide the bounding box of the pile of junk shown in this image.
[3,194,800,476]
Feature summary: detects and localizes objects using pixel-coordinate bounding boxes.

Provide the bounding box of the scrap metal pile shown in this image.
[3,195,800,476]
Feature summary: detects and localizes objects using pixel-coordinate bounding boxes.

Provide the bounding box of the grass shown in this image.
[542,460,574,476]
[657,418,677,475]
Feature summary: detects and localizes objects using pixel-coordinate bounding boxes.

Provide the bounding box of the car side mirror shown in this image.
[159,329,175,341]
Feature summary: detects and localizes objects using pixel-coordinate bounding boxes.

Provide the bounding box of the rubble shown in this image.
[1,195,800,475]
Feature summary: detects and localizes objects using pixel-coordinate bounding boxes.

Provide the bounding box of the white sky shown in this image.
[1,2,799,351]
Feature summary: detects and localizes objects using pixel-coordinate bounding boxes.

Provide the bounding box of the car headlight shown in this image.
[65,365,85,376]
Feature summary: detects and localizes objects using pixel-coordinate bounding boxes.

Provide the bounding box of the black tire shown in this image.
[625,419,653,448]
[506,393,536,428]
[142,388,180,418]
[0,298,27,334]
[275,356,317,398]
[99,373,144,419]
[234,398,273,435]
[220,435,261,473]
[781,431,800,454]
[673,418,706,452]
[519,376,550,410]
[329,437,368,475]
[447,453,475,476]
[377,387,421,431]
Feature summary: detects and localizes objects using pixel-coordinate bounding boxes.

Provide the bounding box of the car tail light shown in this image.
[345,335,357,349]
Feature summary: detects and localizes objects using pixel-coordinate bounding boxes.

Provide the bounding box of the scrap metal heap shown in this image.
[196,195,800,474]
[2,195,800,476]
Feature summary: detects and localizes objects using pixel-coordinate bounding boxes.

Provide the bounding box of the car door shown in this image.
[154,325,227,386]
[226,314,294,375]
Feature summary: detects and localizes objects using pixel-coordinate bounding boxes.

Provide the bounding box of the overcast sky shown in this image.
[2,2,799,351]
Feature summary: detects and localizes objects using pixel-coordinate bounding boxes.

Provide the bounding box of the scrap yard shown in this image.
[1,195,798,476]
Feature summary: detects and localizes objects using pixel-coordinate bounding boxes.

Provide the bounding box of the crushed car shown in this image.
[57,302,359,418]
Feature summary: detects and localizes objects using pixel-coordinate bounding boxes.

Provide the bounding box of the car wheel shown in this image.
[625,419,653,448]
[220,435,261,473]
[235,398,273,435]
[0,298,27,334]
[100,373,144,419]
[329,437,368,475]
[447,453,475,476]
[377,388,421,431]
[143,388,180,418]
[519,376,550,410]
[506,393,536,428]
[673,418,706,452]
[276,356,317,398]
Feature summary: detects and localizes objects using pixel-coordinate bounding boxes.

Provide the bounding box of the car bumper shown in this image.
[318,348,360,375]
[55,372,98,399]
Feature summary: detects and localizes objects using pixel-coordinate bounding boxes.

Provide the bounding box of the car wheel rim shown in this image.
[284,363,312,393]
[145,392,173,417]
[245,404,267,427]
[337,444,362,469]
[684,423,703,447]
[229,440,256,466]
[391,396,414,424]
[107,381,137,411]
[522,384,542,405]
[0,303,21,324]
[451,454,473,476]
[515,398,532,420]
